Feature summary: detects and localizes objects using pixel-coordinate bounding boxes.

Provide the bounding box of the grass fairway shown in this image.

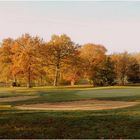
[0,86,140,139]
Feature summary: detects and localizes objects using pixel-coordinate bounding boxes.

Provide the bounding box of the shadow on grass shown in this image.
[0,104,140,139]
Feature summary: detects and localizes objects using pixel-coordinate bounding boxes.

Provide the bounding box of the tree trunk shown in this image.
[27,66,32,88]
[13,75,17,83]
[121,76,125,86]
[40,75,43,86]
[54,65,59,86]
[71,79,75,86]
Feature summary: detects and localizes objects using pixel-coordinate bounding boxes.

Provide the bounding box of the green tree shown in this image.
[127,57,140,83]
[91,56,116,86]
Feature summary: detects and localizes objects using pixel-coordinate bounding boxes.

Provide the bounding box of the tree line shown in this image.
[0,33,140,88]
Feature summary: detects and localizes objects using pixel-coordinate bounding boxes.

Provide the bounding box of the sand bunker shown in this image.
[15,100,139,111]
[0,96,38,102]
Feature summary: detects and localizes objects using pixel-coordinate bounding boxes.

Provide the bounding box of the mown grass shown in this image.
[0,86,140,106]
[0,86,140,138]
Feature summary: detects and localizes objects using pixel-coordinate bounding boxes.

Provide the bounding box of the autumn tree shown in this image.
[12,34,45,88]
[111,52,131,85]
[0,33,140,88]
[62,50,84,86]
[80,43,107,84]
[45,34,79,86]
[0,38,14,85]
[134,53,140,64]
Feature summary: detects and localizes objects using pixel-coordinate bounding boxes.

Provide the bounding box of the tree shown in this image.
[104,57,116,85]
[45,34,79,86]
[127,57,140,83]
[1,33,140,88]
[80,43,107,84]
[12,34,44,88]
[62,50,84,86]
[134,53,140,64]
[91,56,116,86]
[111,52,131,85]
[0,38,14,85]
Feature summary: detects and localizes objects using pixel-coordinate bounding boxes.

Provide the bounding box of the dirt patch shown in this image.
[15,100,139,111]
[0,96,38,102]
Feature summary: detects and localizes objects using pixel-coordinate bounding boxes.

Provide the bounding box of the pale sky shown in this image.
[0,1,140,53]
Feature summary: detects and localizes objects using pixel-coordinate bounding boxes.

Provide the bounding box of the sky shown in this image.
[0,1,140,54]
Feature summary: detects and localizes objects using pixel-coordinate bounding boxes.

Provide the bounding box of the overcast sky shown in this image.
[0,1,140,53]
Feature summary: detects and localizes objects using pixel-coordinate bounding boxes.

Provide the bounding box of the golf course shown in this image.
[0,86,140,139]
